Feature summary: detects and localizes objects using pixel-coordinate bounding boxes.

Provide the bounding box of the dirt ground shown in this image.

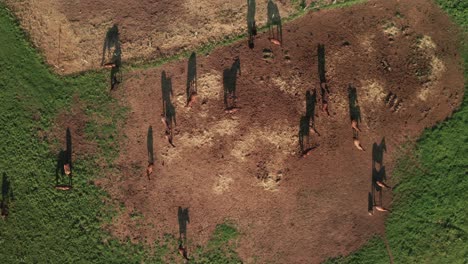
[46,0,465,263]
[6,0,351,75]
[6,0,297,74]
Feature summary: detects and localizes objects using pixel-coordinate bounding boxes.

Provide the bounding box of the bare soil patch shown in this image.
[47,95,98,158]
[5,0,300,74]
[6,0,356,75]
[44,0,464,263]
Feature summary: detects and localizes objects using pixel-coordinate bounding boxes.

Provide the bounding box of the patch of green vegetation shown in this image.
[319,0,367,10]
[324,1,468,263]
[434,0,468,30]
[291,0,307,11]
[193,223,241,264]
[129,209,144,220]
[0,4,241,263]
[0,5,147,263]
[0,6,154,263]
[325,237,389,264]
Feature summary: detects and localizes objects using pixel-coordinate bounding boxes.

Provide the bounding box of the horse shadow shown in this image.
[102,24,120,65]
[102,24,123,90]
[299,115,310,153]
[147,126,154,164]
[223,57,241,110]
[317,44,327,84]
[367,192,373,214]
[162,71,176,127]
[373,166,387,186]
[372,137,387,168]
[186,52,197,105]
[370,137,388,210]
[267,0,282,43]
[306,90,317,127]
[247,0,257,48]
[66,128,72,171]
[1,173,14,218]
[55,150,68,185]
[178,207,190,242]
[55,128,73,188]
[110,65,122,91]
[300,0,306,9]
[348,84,361,135]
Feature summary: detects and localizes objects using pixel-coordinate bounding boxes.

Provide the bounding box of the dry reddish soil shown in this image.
[49,0,464,263]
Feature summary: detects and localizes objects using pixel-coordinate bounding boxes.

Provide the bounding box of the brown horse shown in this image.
[374,206,390,212]
[161,115,168,128]
[351,120,361,132]
[161,115,175,147]
[376,180,391,189]
[269,38,281,46]
[178,242,189,262]
[64,164,71,176]
[322,102,329,115]
[224,106,240,114]
[165,130,175,147]
[320,83,330,116]
[186,93,198,108]
[55,185,72,191]
[102,62,116,69]
[146,163,154,179]
[353,138,365,151]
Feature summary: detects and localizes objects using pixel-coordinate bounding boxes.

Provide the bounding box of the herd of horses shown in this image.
[44,0,393,261]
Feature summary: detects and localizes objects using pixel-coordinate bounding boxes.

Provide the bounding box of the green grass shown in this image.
[325,0,468,263]
[0,5,240,263]
[326,237,390,264]
[0,5,148,263]
[192,223,241,264]
[2,0,464,263]
[434,0,468,30]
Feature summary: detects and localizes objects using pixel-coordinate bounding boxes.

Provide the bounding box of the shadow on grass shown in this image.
[1,173,14,218]
[56,128,73,189]
[369,137,388,213]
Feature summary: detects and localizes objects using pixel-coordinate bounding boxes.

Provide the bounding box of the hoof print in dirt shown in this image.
[263,48,274,60]
[380,58,392,72]
[284,50,291,62]
[385,92,402,112]
[256,161,269,180]
[255,161,282,190]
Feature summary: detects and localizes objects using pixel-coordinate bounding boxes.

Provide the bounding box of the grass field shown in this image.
[0,5,240,263]
[0,0,466,263]
[326,0,468,263]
